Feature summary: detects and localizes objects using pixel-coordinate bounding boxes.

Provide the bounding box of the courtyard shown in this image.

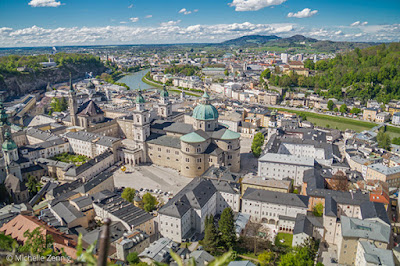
[113,163,192,196]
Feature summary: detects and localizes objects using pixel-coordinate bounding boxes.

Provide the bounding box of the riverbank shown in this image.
[274,107,400,138]
[141,75,163,88]
[141,75,201,97]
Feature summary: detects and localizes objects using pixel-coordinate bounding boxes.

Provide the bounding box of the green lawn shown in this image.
[274,233,293,247]
[273,108,380,132]
[50,152,89,166]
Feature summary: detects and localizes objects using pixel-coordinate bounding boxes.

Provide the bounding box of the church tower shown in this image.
[2,131,22,180]
[68,74,78,126]
[133,89,150,149]
[158,85,172,119]
[0,101,10,145]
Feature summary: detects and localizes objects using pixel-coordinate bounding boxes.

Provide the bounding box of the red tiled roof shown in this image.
[0,214,77,258]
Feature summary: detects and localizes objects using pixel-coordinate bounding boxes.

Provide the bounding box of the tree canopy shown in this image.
[142,193,158,212]
[377,127,391,150]
[267,43,400,103]
[251,132,264,157]
[121,187,136,203]
[218,207,236,250]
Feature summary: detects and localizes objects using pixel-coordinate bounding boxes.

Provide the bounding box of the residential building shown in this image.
[115,230,150,261]
[363,108,379,122]
[337,216,391,265]
[355,241,395,266]
[158,177,240,242]
[241,188,309,232]
[92,190,156,238]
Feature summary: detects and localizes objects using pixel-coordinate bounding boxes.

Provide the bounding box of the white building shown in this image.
[258,153,314,186]
[393,112,400,125]
[158,177,240,242]
[241,188,309,231]
[64,131,121,159]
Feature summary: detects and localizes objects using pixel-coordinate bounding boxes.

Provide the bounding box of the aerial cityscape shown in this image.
[0,0,399,265]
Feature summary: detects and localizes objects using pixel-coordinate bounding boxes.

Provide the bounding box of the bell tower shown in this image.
[158,85,172,119]
[68,73,78,126]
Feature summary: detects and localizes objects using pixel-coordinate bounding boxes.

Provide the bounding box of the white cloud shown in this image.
[28,0,62,7]
[350,21,368,27]
[194,9,199,12]
[179,8,192,15]
[128,4,133,8]
[129,17,139,23]
[229,0,286,11]
[120,21,127,24]
[160,20,181,27]
[145,15,153,19]
[1,22,398,47]
[287,8,318,18]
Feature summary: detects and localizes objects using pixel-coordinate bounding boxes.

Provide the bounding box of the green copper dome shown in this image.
[192,103,219,121]
[136,90,145,103]
[160,86,169,98]
[2,132,17,151]
[180,132,206,143]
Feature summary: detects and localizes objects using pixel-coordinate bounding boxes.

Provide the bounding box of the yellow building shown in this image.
[241,176,291,195]
[363,108,379,122]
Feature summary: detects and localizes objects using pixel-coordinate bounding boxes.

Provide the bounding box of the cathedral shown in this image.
[66,82,242,178]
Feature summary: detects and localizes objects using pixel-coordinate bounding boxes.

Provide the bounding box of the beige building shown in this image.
[147,91,241,178]
[337,216,390,265]
[365,163,400,187]
[241,176,291,195]
[363,108,379,122]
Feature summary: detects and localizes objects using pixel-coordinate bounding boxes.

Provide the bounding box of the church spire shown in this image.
[69,72,74,92]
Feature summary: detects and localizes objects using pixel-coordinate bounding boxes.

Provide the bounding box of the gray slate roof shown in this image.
[341,216,390,243]
[242,188,309,208]
[92,190,153,229]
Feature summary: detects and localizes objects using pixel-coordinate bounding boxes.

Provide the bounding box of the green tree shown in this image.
[121,187,136,203]
[218,207,236,250]
[143,192,158,212]
[202,215,219,255]
[350,107,361,114]
[327,100,334,111]
[312,203,323,217]
[165,79,173,86]
[260,69,271,80]
[258,251,274,265]
[339,104,348,113]
[278,238,319,266]
[26,175,41,195]
[303,59,315,70]
[333,107,339,112]
[127,252,140,264]
[0,233,16,251]
[18,227,53,255]
[224,69,229,76]
[377,127,391,150]
[251,132,264,158]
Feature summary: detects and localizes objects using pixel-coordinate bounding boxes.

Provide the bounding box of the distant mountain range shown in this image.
[219,34,377,52]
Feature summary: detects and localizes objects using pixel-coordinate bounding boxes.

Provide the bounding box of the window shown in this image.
[186,148,190,152]
[185,158,189,162]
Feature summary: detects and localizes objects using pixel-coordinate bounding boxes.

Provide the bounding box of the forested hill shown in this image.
[0,53,106,97]
[267,42,400,103]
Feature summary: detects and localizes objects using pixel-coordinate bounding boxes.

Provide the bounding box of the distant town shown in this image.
[0,40,399,266]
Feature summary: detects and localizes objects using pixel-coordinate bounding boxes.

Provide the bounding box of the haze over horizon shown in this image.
[0,0,399,47]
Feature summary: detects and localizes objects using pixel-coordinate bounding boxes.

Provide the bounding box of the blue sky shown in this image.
[0,0,399,47]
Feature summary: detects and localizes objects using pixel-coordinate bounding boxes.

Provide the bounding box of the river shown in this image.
[116,69,155,90]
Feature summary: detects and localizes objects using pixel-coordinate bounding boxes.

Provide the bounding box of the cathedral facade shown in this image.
[67,83,241,178]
